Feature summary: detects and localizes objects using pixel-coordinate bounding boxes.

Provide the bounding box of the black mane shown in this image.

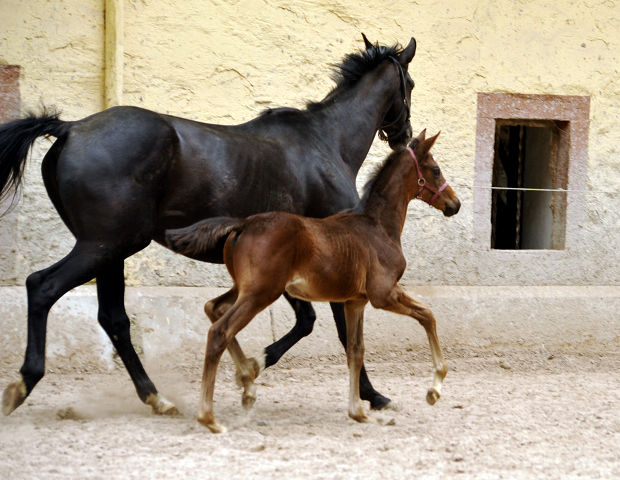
[307,42,404,110]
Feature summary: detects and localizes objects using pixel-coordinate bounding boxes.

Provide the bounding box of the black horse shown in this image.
[0,34,416,417]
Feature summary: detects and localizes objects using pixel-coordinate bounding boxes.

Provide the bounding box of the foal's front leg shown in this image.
[331,302,391,410]
[380,286,448,405]
[344,300,377,424]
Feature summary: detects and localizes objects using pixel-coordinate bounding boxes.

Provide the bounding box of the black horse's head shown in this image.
[362,33,416,149]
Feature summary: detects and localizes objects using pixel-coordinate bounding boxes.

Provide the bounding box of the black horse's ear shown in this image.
[415,129,426,144]
[399,37,416,66]
[362,33,373,50]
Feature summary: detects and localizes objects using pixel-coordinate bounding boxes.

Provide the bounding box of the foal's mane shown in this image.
[352,137,422,213]
[349,146,406,213]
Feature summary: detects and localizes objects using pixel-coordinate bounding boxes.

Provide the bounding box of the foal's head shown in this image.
[408,130,461,217]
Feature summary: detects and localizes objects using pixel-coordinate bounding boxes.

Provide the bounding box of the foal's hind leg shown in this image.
[199,293,276,433]
[331,302,391,410]
[3,241,116,415]
[97,261,177,415]
[204,288,260,410]
[380,286,447,405]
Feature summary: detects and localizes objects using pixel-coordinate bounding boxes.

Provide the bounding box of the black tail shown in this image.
[165,217,243,259]
[0,110,71,210]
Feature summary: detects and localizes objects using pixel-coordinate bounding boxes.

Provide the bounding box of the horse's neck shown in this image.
[321,69,397,176]
[363,155,415,241]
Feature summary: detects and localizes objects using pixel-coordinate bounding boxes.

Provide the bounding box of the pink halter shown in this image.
[406,146,449,206]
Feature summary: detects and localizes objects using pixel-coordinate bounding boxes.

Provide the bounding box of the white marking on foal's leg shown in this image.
[348,364,378,424]
[257,352,267,373]
[146,393,179,416]
[426,362,447,406]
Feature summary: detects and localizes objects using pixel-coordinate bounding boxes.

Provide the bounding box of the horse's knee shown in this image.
[25,271,53,310]
[25,271,43,291]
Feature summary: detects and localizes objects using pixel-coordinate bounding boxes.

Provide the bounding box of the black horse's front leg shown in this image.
[330,302,392,410]
[263,293,316,368]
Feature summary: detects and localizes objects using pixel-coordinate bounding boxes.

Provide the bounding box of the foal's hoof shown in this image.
[146,393,180,416]
[369,394,392,411]
[2,381,27,416]
[426,387,441,406]
[349,412,379,424]
[197,417,228,434]
[242,384,258,411]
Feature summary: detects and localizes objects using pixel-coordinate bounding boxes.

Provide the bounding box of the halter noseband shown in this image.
[406,146,449,206]
[378,57,412,143]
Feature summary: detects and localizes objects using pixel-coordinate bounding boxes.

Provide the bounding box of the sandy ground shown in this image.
[1,346,620,479]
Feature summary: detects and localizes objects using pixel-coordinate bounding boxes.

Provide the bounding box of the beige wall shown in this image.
[1,0,620,288]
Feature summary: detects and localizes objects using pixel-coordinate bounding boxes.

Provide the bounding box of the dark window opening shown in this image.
[491,121,569,250]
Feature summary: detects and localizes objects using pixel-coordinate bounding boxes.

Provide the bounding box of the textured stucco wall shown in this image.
[1,1,619,289]
[2,1,620,367]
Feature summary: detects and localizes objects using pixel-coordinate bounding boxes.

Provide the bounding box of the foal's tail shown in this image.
[165,217,244,258]
[0,111,71,209]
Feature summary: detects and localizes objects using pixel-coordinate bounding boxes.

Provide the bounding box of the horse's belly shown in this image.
[285,275,365,303]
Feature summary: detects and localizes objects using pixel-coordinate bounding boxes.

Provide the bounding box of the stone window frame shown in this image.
[474,93,590,254]
[0,65,20,124]
[0,65,21,285]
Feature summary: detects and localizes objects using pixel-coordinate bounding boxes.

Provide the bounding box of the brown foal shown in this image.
[166,130,461,433]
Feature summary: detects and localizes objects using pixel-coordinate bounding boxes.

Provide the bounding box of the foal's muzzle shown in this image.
[443,198,461,217]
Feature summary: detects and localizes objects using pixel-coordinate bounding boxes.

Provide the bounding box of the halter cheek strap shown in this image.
[406,147,449,206]
[378,57,411,143]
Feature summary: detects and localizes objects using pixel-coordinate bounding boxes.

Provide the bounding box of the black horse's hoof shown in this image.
[369,394,392,411]
[3,381,27,416]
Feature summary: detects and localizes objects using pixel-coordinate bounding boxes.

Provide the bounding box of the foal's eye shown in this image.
[432,167,441,178]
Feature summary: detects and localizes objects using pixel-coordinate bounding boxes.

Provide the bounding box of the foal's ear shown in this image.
[399,37,416,66]
[417,131,440,158]
[362,33,373,50]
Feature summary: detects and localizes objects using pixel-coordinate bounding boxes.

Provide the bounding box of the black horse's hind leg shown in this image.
[3,241,112,415]
[263,293,316,369]
[96,261,177,415]
[330,302,392,410]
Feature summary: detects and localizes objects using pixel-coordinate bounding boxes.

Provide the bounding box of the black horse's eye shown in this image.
[432,167,440,178]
